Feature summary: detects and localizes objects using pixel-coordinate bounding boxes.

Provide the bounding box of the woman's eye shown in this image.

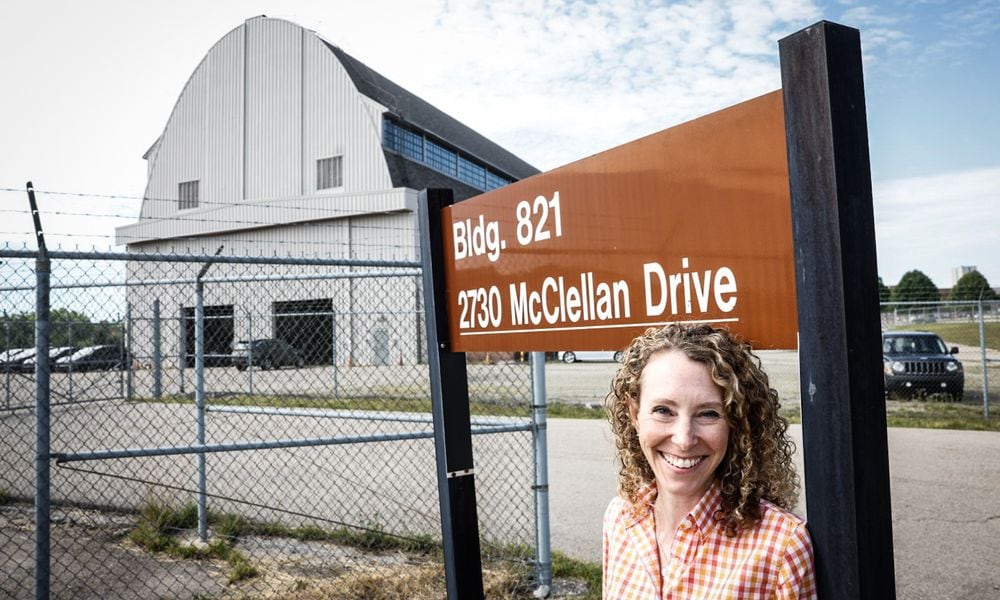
[698,410,722,419]
[651,406,673,416]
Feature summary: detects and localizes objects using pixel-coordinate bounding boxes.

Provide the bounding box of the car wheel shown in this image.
[236,364,246,372]
[261,358,274,370]
[613,351,623,363]
[295,356,305,368]
[562,352,576,364]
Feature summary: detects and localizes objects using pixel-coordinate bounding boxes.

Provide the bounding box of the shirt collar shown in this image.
[625,480,723,533]
[687,482,724,534]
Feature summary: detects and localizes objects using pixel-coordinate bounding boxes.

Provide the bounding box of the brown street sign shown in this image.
[442,90,797,352]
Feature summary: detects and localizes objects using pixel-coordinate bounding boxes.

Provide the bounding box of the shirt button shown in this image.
[679,519,691,530]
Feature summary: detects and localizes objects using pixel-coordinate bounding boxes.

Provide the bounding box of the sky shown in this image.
[1,0,997,289]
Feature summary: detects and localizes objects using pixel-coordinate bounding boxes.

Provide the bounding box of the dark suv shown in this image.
[231,339,305,371]
[882,331,963,401]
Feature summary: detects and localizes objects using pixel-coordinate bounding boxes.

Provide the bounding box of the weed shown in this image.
[214,512,251,539]
[129,501,259,586]
[551,551,602,600]
[227,557,259,584]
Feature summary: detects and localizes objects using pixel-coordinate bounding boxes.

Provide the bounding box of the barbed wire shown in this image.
[0,235,419,256]
[1,184,421,222]
[0,186,425,239]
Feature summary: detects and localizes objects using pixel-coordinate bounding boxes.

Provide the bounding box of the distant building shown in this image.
[114,16,539,364]
[952,266,977,285]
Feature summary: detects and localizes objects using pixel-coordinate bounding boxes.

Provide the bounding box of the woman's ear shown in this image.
[627,396,639,429]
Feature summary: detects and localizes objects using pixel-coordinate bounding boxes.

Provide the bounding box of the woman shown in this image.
[603,323,816,599]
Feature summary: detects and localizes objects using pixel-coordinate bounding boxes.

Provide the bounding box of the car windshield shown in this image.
[66,346,100,361]
[883,335,947,355]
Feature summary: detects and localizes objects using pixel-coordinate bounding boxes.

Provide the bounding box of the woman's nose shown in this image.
[671,418,697,450]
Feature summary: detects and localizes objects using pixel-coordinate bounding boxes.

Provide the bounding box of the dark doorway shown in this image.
[273,299,333,365]
[183,304,234,367]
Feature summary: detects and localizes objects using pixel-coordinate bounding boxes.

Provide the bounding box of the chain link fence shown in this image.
[1,247,539,599]
[880,300,999,404]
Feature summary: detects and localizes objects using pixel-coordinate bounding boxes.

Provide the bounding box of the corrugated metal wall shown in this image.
[126,16,397,246]
[245,18,301,200]
[203,25,244,208]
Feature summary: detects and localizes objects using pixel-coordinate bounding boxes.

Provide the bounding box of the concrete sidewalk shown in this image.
[547,419,1000,599]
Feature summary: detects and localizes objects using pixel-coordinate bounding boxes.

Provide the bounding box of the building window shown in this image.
[486,171,510,191]
[317,156,343,190]
[458,156,487,189]
[178,180,199,210]
[425,140,457,176]
[382,116,514,192]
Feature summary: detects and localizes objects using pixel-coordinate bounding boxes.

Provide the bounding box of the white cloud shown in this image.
[385,0,822,169]
[874,167,1000,287]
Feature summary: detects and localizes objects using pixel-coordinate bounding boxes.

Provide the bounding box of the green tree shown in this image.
[877,276,892,312]
[891,270,939,302]
[2,308,122,352]
[949,270,998,301]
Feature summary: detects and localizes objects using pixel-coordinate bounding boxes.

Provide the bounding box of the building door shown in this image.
[273,299,333,365]
[183,304,234,367]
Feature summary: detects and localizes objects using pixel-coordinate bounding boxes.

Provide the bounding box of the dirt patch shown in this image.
[0,502,591,599]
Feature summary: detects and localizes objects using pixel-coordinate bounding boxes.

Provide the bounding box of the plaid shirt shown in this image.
[602,483,817,599]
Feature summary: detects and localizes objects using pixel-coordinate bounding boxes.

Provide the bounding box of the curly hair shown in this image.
[605,323,798,535]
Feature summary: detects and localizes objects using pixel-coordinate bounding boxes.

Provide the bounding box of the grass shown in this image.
[883,399,1000,431]
[129,501,258,584]
[150,393,539,420]
[129,502,604,598]
[552,550,602,600]
[887,321,1000,350]
[150,390,610,420]
[262,562,533,599]
[145,389,1000,433]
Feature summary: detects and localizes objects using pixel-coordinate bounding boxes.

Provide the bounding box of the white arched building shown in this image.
[115,16,537,367]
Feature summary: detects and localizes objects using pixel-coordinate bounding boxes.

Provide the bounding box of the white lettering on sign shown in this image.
[453,191,562,264]
[643,257,739,316]
[450,194,743,335]
[453,215,504,263]
[508,273,631,327]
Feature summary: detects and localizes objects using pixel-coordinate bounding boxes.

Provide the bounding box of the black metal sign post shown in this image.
[418,188,485,599]
[780,22,896,599]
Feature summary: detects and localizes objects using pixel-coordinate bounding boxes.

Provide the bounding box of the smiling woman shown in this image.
[602,323,816,599]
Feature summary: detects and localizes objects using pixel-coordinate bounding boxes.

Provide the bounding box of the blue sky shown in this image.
[0,0,997,288]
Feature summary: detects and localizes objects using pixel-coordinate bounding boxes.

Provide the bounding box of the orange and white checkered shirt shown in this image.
[602,482,817,599]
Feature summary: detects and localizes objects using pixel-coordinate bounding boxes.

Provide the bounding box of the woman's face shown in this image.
[629,350,731,507]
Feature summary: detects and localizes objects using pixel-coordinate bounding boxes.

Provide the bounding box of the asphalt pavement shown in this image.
[546,418,1000,599]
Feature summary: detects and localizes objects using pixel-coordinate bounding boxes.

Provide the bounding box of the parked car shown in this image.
[52,344,129,372]
[15,346,78,373]
[0,348,36,373]
[231,339,305,371]
[882,331,963,401]
[557,350,623,364]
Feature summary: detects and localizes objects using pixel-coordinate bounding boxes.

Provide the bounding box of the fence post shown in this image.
[195,279,208,541]
[331,311,338,398]
[152,299,162,400]
[4,318,10,409]
[247,310,254,397]
[418,188,485,599]
[780,22,895,598]
[194,248,221,542]
[979,298,990,417]
[27,181,51,600]
[530,351,552,596]
[125,302,133,401]
[178,305,186,395]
